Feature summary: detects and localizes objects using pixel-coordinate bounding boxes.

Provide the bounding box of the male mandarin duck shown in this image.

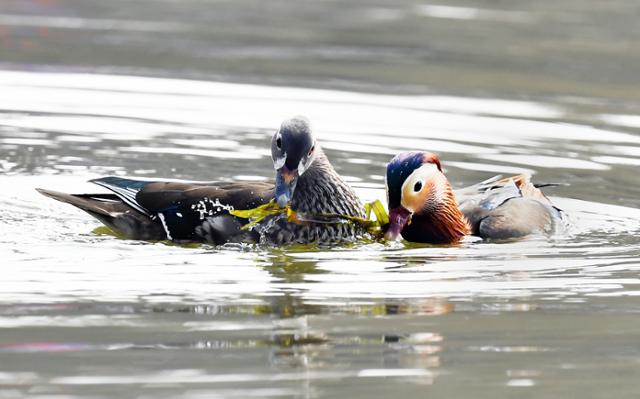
[37,117,366,245]
[384,151,566,244]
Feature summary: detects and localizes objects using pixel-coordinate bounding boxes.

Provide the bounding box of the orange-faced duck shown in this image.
[37,117,366,246]
[384,151,567,244]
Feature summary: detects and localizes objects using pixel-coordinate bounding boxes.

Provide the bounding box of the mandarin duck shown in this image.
[37,117,366,245]
[384,151,566,243]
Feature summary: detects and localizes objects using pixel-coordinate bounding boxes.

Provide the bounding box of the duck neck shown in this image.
[291,147,364,217]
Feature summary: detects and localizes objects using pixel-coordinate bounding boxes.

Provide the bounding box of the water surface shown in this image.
[2,1,640,398]
[2,70,640,398]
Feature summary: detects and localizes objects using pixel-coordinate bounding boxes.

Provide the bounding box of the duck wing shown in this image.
[457,174,565,239]
[92,177,273,214]
[94,177,275,243]
[39,177,275,244]
[453,175,503,203]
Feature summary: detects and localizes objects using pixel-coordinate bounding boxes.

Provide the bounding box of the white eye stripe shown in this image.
[400,163,441,211]
[298,144,317,175]
[298,158,307,175]
[274,152,287,170]
[418,163,438,173]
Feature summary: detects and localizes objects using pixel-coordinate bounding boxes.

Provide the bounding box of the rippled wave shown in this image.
[1,70,640,398]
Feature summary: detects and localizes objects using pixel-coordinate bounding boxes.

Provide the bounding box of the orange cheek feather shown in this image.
[402,180,435,213]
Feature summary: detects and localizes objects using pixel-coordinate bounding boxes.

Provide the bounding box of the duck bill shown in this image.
[385,206,412,241]
[275,166,299,208]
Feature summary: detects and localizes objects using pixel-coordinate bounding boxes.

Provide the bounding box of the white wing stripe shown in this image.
[109,185,149,215]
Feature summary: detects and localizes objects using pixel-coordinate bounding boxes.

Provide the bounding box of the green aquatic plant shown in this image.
[230,199,389,236]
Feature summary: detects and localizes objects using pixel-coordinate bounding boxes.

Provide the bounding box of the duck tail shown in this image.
[36,188,117,217]
[36,188,165,240]
[36,188,119,217]
[36,188,125,235]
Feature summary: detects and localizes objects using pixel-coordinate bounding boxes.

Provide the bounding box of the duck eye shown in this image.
[276,136,282,149]
[308,145,315,156]
[413,181,423,192]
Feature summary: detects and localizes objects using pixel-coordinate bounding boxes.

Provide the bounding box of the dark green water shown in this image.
[1,1,640,398]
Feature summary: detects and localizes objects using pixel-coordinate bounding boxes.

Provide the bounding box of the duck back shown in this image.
[458,175,566,240]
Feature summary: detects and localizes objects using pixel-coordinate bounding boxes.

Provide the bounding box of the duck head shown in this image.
[384,151,470,244]
[271,116,318,208]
